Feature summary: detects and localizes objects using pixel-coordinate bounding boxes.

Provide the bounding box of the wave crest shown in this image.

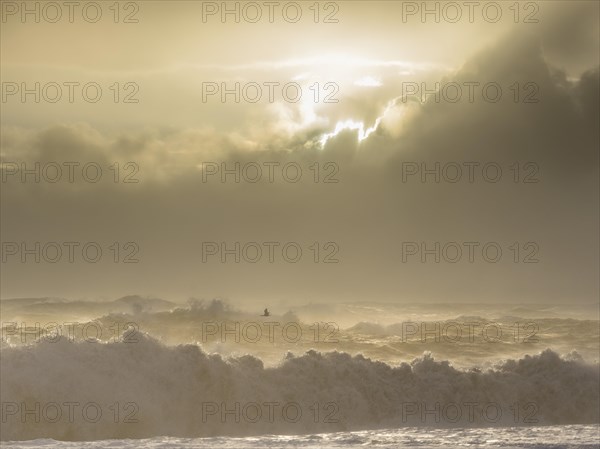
[1,334,598,441]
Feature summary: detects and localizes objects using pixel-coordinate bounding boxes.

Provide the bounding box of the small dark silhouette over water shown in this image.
[261,308,270,317]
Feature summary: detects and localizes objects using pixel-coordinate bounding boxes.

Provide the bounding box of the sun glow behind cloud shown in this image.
[317,97,403,148]
[263,53,421,149]
[319,118,382,147]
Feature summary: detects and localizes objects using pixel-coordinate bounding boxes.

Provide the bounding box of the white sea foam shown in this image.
[1,425,599,448]
[1,333,598,441]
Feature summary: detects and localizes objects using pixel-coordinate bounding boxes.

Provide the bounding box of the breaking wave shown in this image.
[1,333,598,441]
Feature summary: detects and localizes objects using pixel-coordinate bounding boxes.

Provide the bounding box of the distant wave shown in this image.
[1,334,598,441]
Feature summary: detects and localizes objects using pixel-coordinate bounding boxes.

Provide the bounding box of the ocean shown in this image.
[2,425,599,448]
[1,298,598,448]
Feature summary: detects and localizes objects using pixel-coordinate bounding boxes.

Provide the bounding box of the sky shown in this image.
[0,0,598,305]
